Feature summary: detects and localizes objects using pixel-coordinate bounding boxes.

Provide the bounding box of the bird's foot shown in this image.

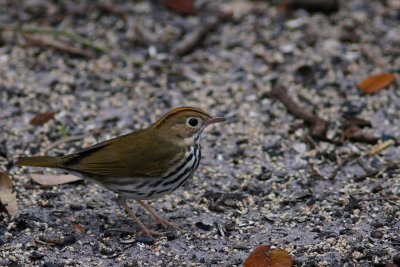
[138,227,165,238]
[155,217,183,229]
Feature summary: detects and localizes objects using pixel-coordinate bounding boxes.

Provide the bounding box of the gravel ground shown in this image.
[1,0,400,266]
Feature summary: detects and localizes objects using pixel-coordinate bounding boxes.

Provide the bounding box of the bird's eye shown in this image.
[187,117,199,127]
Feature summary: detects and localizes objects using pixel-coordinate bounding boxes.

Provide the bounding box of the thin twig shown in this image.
[0,24,108,53]
[23,34,96,58]
[41,135,85,155]
[354,162,398,182]
[357,158,374,174]
[357,197,400,201]
[328,152,360,180]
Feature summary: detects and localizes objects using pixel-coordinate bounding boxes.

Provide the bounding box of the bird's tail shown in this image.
[15,156,59,168]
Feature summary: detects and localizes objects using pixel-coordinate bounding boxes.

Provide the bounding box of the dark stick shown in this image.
[328,152,360,180]
[271,85,329,140]
[172,12,232,56]
[354,162,398,182]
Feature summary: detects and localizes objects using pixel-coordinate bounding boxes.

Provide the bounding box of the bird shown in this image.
[16,107,225,237]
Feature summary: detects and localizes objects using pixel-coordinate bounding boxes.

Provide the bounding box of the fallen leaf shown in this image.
[72,224,85,233]
[244,245,293,267]
[30,112,56,126]
[30,174,82,186]
[268,249,294,267]
[357,73,396,94]
[0,172,18,217]
[164,0,197,15]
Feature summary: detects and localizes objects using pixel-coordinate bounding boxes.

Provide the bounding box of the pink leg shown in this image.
[136,200,182,229]
[117,196,164,237]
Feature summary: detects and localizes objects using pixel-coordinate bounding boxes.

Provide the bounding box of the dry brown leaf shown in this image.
[164,0,197,15]
[72,224,85,233]
[30,112,56,126]
[30,174,82,186]
[244,245,293,267]
[0,171,18,217]
[268,249,294,267]
[357,73,396,94]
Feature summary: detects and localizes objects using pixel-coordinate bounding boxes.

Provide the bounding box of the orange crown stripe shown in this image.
[153,107,210,127]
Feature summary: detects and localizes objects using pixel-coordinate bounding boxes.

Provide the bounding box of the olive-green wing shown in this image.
[59,130,184,178]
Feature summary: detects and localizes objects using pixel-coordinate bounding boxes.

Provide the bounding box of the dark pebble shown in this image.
[166,232,177,241]
[370,230,384,239]
[274,171,288,178]
[0,237,4,246]
[41,263,62,267]
[381,134,396,143]
[224,221,236,231]
[62,235,76,246]
[69,204,83,211]
[342,100,365,116]
[195,221,213,231]
[100,246,115,256]
[42,191,61,199]
[394,253,400,264]
[30,251,45,261]
[295,65,315,84]
[135,236,155,245]
[285,0,339,14]
[14,218,30,230]
[256,171,272,181]
[371,184,383,193]
[103,230,113,238]
[123,261,139,267]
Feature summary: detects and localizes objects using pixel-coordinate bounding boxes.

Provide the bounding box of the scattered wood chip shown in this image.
[368,139,395,155]
[0,171,18,217]
[30,174,82,186]
[244,245,293,267]
[357,73,396,94]
[24,34,96,58]
[164,0,197,16]
[342,116,379,144]
[30,112,56,126]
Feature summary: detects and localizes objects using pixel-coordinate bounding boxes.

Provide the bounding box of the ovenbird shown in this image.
[16,107,225,237]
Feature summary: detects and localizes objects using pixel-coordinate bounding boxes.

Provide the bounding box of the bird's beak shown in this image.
[206,117,226,126]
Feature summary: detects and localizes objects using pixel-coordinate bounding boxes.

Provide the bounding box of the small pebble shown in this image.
[41,263,61,267]
[393,253,400,265]
[370,230,384,239]
[135,236,155,245]
[62,235,76,246]
[195,221,213,231]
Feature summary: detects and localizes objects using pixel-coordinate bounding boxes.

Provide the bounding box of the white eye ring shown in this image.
[186,117,200,127]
